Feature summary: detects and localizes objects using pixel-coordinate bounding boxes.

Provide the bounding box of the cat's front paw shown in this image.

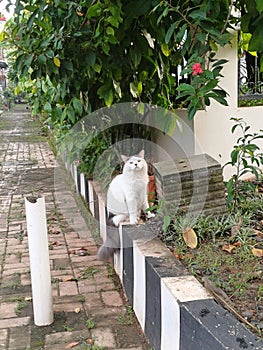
[146,211,155,219]
[129,217,138,225]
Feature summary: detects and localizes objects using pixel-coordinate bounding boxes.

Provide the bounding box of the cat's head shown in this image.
[121,150,147,173]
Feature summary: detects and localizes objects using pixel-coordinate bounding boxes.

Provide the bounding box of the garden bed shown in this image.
[159,180,263,338]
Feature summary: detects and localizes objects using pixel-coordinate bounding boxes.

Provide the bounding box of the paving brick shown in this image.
[93,274,112,284]
[2,266,29,276]
[59,281,79,296]
[0,302,17,319]
[78,281,97,294]
[53,302,84,313]
[0,316,31,329]
[20,272,31,286]
[0,329,8,350]
[9,327,31,349]
[45,329,91,345]
[101,291,123,307]
[91,327,116,348]
[83,292,104,310]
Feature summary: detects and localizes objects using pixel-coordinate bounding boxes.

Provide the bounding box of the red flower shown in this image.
[192,63,203,76]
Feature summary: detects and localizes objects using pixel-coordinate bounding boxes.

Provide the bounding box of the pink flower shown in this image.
[0,16,7,21]
[192,63,203,76]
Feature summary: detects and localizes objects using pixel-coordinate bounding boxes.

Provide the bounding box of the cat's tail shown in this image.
[97,245,116,262]
[97,214,120,262]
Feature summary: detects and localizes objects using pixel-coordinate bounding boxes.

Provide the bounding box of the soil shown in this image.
[159,180,263,339]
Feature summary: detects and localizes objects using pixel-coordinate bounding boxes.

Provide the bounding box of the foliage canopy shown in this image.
[1,0,263,126]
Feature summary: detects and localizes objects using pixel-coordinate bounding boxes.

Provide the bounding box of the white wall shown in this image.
[194,34,263,180]
[155,109,195,162]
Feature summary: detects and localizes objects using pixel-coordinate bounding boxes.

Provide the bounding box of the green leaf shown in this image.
[161,43,170,57]
[113,80,122,98]
[98,83,114,106]
[230,149,239,165]
[93,63,101,73]
[248,26,263,51]
[177,83,195,93]
[72,98,83,115]
[256,0,263,13]
[245,144,259,152]
[209,39,218,52]
[130,48,142,68]
[162,215,171,233]
[130,82,138,98]
[165,23,176,44]
[212,59,228,68]
[102,43,110,55]
[208,94,228,106]
[104,89,113,107]
[67,106,76,124]
[106,27,115,36]
[86,51,96,67]
[44,101,52,113]
[189,10,207,21]
[37,54,46,65]
[27,10,37,30]
[62,60,73,71]
[87,3,102,19]
[188,105,197,120]
[106,16,119,28]
[45,49,54,59]
[199,80,218,94]
[136,102,145,115]
[176,23,187,43]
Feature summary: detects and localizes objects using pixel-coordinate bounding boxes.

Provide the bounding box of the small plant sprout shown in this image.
[224,117,263,210]
[86,318,95,329]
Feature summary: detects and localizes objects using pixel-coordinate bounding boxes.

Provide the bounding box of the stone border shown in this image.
[66,159,263,350]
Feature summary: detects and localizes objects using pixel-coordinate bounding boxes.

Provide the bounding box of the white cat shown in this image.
[97,150,155,261]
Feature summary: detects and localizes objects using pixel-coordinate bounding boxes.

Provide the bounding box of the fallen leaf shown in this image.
[48,226,60,234]
[74,307,81,314]
[222,244,237,254]
[183,227,198,249]
[62,276,75,282]
[64,341,79,349]
[251,247,263,257]
[86,338,94,345]
[24,297,32,302]
[173,247,182,260]
[184,253,193,259]
[233,241,242,247]
[52,241,62,247]
[253,230,263,238]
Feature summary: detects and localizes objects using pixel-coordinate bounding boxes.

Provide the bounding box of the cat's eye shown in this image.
[138,160,141,162]
[130,161,133,164]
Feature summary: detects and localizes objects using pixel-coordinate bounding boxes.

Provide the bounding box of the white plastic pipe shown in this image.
[25,196,54,326]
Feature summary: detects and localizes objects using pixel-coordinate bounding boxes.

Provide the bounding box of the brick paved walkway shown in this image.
[0,106,149,350]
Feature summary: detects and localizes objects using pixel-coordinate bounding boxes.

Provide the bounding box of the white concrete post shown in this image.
[24,196,54,326]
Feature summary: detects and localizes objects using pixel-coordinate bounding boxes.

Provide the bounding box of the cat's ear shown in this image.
[138,150,145,159]
[121,154,129,162]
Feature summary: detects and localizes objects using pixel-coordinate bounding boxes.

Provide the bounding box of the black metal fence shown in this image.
[238,52,263,101]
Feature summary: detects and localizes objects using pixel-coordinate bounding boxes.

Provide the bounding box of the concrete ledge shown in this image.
[68,162,263,350]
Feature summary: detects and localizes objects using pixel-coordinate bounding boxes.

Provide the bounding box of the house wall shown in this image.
[194,34,263,180]
[156,34,263,180]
